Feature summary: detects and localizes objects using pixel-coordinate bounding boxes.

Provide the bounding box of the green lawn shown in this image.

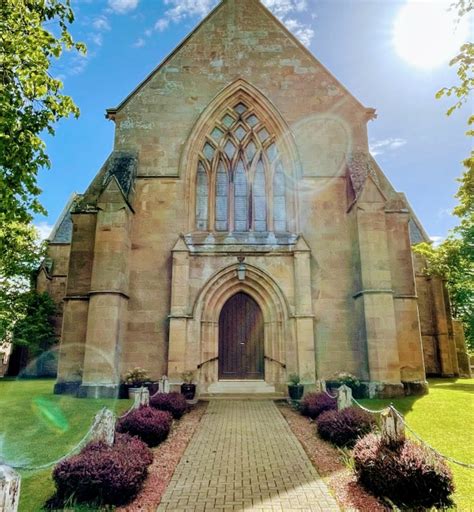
[1,378,473,511]
[0,379,131,512]
[360,378,474,511]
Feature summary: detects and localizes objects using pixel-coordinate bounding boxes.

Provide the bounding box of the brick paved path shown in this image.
[157,400,340,512]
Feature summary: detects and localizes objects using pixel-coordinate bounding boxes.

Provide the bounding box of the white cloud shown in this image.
[34,222,54,241]
[369,138,407,157]
[108,0,139,14]
[133,37,146,48]
[90,33,103,46]
[69,52,89,75]
[430,235,444,247]
[154,18,170,31]
[150,0,315,46]
[92,15,111,31]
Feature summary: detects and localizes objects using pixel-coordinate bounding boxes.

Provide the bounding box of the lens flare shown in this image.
[393,0,469,70]
[32,397,69,433]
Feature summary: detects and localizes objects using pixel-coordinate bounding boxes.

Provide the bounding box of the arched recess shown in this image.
[182,79,301,233]
[191,263,295,387]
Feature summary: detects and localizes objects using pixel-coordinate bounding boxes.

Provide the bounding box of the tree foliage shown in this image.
[12,291,57,358]
[0,1,83,349]
[419,0,474,351]
[0,0,85,225]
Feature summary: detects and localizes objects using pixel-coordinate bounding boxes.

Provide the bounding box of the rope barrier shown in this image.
[351,397,386,414]
[323,389,338,399]
[350,397,474,469]
[4,407,109,472]
[391,408,474,469]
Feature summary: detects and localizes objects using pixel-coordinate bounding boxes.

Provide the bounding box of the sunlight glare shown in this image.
[393,0,469,69]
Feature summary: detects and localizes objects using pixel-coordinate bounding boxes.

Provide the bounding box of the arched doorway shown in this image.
[218,292,264,380]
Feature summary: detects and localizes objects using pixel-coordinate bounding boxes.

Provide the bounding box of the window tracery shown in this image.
[195,100,287,233]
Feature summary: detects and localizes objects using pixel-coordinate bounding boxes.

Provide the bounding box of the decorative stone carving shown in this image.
[337,384,352,410]
[0,465,21,512]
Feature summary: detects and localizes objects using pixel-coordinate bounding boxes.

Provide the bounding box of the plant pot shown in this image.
[128,387,143,400]
[181,383,196,400]
[288,384,304,400]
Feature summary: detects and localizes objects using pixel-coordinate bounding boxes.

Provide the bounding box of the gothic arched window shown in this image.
[195,100,288,233]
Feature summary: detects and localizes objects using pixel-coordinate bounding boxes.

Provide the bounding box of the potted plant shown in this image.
[330,371,364,398]
[181,370,196,400]
[287,373,304,400]
[123,367,150,399]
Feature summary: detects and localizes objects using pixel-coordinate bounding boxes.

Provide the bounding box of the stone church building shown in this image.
[37,0,470,398]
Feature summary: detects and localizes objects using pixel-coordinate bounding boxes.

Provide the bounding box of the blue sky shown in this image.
[36,0,472,242]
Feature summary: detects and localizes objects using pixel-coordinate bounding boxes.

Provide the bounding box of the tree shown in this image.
[0,0,85,225]
[414,240,473,351]
[420,1,474,351]
[0,221,45,341]
[0,1,84,347]
[12,291,57,359]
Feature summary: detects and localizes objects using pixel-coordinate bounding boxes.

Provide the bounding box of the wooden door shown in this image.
[218,293,264,380]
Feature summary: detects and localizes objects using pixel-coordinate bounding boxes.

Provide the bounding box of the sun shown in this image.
[393,0,469,70]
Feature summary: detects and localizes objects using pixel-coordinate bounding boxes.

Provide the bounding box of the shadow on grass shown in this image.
[429,378,474,394]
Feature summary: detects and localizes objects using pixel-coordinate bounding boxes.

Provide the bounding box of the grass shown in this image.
[359,378,474,511]
[0,378,131,512]
[1,378,473,511]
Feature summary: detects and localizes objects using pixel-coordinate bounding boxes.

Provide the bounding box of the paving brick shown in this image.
[157,401,339,511]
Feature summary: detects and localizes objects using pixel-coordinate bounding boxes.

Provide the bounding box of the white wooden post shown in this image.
[162,376,170,394]
[89,408,115,446]
[337,384,352,410]
[0,465,20,512]
[381,406,405,447]
[320,379,327,393]
[133,387,149,408]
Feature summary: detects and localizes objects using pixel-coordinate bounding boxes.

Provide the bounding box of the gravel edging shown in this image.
[117,401,208,512]
[278,404,388,512]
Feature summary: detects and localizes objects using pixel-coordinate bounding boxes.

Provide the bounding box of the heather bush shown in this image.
[150,391,188,419]
[116,406,172,447]
[316,407,376,447]
[300,392,336,419]
[50,433,152,507]
[353,433,454,509]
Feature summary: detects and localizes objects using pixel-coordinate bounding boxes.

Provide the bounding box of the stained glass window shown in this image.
[215,162,229,232]
[195,100,287,233]
[196,162,209,230]
[234,159,248,231]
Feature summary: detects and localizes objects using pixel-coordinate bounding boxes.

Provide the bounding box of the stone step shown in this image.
[207,380,277,394]
[199,392,287,401]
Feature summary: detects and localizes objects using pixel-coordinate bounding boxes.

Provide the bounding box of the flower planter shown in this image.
[128,387,144,400]
[181,383,196,400]
[288,384,304,400]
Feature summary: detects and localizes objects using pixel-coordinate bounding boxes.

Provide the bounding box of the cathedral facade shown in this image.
[37,0,470,399]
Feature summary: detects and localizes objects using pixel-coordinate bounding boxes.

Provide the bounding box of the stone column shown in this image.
[386,210,426,386]
[293,237,316,383]
[354,182,402,396]
[80,181,132,398]
[168,238,190,381]
[430,276,457,376]
[55,212,97,395]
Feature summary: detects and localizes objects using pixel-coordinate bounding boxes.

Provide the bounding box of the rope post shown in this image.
[381,405,405,448]
[133,387,149,408]
[337,384,352,410]
[0,465,20,512]
[89,408,116,446]
[161,375,170,394]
